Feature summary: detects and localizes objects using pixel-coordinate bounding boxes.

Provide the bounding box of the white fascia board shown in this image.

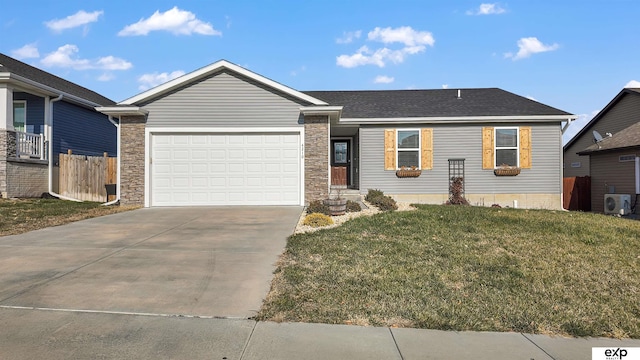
[2,73,102,108]
[121,60,328,106]
[300,106,343,121]
[96,106,149,116]
[339,115,578,125]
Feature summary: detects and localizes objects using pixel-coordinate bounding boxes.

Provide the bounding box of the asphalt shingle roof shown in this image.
[0,53,115,106]
[578,120,640,154]
[303,88,572,118]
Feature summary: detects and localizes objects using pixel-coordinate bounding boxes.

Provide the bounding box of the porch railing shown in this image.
[16,131,46,160]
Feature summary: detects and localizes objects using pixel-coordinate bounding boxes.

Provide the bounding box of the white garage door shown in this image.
[151,133,301,206]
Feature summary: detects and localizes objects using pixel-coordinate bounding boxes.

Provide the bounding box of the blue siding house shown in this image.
[0,53,116,198]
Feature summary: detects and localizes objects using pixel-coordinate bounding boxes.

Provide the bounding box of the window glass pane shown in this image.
[334,142,347,164]
[398,151,419,168]
[398,130,419,149]
[496,129,517,147]
[13,102,25,132]
[496,149,517,167]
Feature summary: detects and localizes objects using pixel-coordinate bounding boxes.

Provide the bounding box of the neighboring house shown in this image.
[563,88,640,178]
[97,60,575,209]
[0,53,116,198]
[577,121,640,214]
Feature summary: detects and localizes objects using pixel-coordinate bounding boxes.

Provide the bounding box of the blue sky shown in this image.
[2,1,639,143]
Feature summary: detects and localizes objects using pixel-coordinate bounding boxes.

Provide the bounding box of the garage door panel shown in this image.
[152,133,301,206]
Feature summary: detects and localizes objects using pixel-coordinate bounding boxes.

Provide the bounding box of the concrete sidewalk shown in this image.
[1,307,638,360]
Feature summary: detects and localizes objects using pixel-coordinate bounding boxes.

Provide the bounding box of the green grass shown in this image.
[0,198,138,236]
[258,205,640,338]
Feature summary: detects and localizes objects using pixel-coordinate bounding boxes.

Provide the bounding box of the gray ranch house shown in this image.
[97,60,576,209]
[0,53,117,199]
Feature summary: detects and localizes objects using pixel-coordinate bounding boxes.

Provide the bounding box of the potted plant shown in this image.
[325,188,347,216]
[396,165,422,178]
[494,164,521,176]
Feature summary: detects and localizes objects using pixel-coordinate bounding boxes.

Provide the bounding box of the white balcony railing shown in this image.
[16,131,46,160]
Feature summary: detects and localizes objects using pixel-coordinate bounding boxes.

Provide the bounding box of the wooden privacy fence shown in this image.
[59,151,117,202]
[563,176,591,211]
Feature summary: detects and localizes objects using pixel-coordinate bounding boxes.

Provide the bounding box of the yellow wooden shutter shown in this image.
[421,128,433,170]
[519,126,532,169]
[384,129,396,170]
[482,127,494,169]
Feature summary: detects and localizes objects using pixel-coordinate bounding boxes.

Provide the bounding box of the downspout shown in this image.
[102,116,120,206]
[48,94,83,202]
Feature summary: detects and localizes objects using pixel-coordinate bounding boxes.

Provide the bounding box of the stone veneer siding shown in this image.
[304,115,329,202]
[120,115,146,205]
[1,130,17,198]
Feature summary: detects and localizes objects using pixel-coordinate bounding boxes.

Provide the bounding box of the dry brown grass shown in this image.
[0,198,139,236]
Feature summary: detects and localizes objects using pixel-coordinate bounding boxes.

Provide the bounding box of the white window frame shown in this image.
[396,128,421,169]
[494,127,519,168]
[13,100,27,132]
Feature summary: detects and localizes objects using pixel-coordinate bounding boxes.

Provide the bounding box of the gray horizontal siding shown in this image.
[143,71,306,128]
[360,123,561,194]
[564,94,640,177]
[13,92,44,134]
[590,151,637,213]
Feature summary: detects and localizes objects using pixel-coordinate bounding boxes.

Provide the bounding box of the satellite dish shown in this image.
[593,130,604,143]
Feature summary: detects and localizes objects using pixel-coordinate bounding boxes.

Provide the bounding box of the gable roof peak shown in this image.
[120,59,327,106]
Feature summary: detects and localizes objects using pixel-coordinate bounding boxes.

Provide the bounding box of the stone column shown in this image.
[119,115,146,206]
[304,115,329,202]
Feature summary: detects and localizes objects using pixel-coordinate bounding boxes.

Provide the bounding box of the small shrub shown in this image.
[371,195,398,211]
[365,189,384,203]
[346,200,361,213]
[303,213,334,227]
[446,177,470,205]
[307,200,330,215]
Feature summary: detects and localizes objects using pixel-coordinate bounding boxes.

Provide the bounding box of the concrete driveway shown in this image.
[0,206,302,318]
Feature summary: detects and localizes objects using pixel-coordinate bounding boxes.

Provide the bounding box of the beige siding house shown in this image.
[564,88,640,178]
[578,121,640,214]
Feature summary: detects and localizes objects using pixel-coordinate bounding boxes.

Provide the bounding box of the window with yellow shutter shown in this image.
[384,128,433,171]
[482,126,532,170]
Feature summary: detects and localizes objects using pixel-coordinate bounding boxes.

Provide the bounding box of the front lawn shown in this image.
[258,205,640,338]
[0,198,138,236]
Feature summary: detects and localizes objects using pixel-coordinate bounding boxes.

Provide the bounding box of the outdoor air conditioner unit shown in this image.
[604,194,631,215]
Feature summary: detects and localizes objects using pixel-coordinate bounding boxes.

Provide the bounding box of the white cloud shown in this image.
[41,45,91,69]
[624,80,640,88]
[336,26,434,68]
[467,3,506,15]
[118,7,221,36]
[96,56,133,70]
[442,84,449,89]
[526,95,537,101]
[11,43,39,59]
[336,30,362,44]
[41,44,132,71]
[45,10,103,31]
[374,75,394,84]
[368,26,434,47]
[504,37,559,60]
[97,73,114,82]
[337,46,423,68]
[138,70,186,90]
[290,65,306,76]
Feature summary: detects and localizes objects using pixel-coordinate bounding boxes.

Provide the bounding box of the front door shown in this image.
[331,140,350,186]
